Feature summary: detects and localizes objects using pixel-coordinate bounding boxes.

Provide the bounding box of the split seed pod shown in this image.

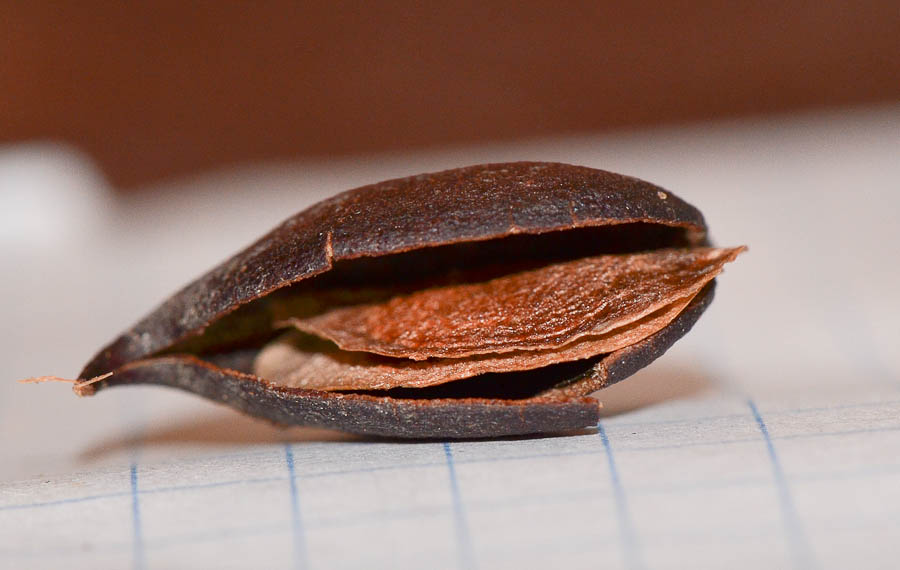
[67,162,744,438]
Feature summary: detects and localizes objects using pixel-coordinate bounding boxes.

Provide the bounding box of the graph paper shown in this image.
[2,106,899,569]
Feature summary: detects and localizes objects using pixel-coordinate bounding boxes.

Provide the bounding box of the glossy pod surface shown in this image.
[74,162,737,438]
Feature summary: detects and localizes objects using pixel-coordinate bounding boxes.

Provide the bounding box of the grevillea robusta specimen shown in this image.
[48,162,745,438]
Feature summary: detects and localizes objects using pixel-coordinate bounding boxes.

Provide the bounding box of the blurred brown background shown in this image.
[3,1,898,189]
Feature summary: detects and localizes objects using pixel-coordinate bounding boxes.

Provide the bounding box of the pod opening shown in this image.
[165,223,741,403]
[171,222,700,358]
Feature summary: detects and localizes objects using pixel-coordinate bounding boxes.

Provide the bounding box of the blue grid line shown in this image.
[443,442,476,570]
[748,400,818,570]
[58,396,897,474]
[598,421,644,570]
[0,452,629,513]
[4,420,900,513]
[303,460,441,479]
[4,466,900,560]
[147,522,288,549]
[61,396,894,475]
[0,523,288,559]
[772,399,900,415]
[9,511,900,561]
[312,504,450,530]
[779,424,900,441]
[614,436,756,453]
[606,398,900,430]
[0,490,132,510]
[0,450,639,512]
[8,436,897,519]
[27,396,886,485]
[136,420,900,495]
[284,443,309,570]
[144,475,284,494]
[130,463,146,570]
[604,423,900,454]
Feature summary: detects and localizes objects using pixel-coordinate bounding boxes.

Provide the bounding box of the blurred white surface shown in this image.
[0,144,113,249]
[1,106,899,569]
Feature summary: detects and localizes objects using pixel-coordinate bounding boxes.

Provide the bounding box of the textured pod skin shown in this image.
[99,282,714,438]
[104,358,601,439]
[77,162,712,438]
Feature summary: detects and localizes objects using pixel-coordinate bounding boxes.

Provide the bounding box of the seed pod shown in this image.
[66,162,743,438]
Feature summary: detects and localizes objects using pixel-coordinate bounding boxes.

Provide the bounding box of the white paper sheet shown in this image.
[2,106,899,569]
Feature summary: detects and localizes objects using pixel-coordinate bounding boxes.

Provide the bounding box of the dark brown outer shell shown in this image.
[81,162,706,378]
[86,282,715,438]
[103,357,600,439]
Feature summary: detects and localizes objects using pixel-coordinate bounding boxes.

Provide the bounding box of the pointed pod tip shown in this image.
[73,372,114,397]
[16,372,113,398]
